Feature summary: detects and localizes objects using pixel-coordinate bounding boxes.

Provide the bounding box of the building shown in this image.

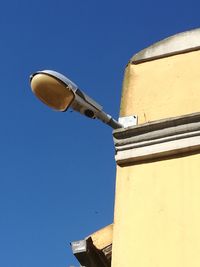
[71,28,200,267]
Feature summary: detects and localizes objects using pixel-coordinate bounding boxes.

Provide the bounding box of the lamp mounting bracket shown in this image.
[118,115,138,128]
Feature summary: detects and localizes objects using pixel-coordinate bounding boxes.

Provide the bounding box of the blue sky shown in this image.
[0,0,200,266]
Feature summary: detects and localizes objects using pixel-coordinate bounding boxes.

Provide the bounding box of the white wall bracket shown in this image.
[118,115,138,128]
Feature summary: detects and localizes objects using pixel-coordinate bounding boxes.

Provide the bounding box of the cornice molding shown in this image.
[131,28,200,64]
[113,112,200,166]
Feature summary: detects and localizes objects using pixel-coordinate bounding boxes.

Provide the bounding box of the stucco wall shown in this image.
[112,47,200,266]
[112,154,200,267]
[120,50,200,124]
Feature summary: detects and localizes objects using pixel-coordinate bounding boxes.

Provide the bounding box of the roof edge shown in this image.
[131,28,200,64]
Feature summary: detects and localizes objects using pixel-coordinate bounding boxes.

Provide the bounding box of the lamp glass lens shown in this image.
[31,74,75,111]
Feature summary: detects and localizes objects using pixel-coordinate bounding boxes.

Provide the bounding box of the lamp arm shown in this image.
[96,110,123,129]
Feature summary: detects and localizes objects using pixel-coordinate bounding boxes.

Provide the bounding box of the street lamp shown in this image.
[30,70,123,129]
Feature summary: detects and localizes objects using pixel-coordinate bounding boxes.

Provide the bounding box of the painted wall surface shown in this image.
[112,50,200,266]
[120,50,200,124]
[112,154,200,267]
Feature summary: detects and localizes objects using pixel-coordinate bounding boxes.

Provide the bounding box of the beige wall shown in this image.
[120,50,200,124]
[112,154,200,267]
[112,50,200,267]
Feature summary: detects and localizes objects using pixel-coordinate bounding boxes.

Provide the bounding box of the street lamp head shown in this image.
[30,70,76,111]
[30,70,123,129]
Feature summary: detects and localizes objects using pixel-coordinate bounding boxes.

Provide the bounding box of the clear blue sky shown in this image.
[0,0,199,266]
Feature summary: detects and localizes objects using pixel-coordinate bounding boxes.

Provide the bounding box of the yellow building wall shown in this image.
[112,50,200,267]
[120,50,200,124]
[112,154,200,267]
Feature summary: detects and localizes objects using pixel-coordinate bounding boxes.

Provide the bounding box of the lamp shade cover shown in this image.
[30,73,75,111]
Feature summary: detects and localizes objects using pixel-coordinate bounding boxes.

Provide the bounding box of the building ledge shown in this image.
[131,28,200,64]
[71,224,112,267]
[114,112,200,166]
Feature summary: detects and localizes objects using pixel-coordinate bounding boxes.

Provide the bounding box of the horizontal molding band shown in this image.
[113,112,200,166]
[131,28,200,64]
